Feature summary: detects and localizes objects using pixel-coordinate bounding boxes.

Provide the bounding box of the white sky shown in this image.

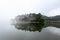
[0,0,60,20]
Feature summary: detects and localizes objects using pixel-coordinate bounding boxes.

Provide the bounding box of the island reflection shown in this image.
[13,22,60,32]
[14,23,45,32]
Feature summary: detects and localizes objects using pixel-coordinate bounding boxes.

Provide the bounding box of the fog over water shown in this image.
[0,19,60,40]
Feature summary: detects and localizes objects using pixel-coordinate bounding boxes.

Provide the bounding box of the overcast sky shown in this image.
[0,0,60,20]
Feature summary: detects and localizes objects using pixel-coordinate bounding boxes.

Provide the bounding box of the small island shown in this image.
[12,13,45,32]
[11,13,60,32]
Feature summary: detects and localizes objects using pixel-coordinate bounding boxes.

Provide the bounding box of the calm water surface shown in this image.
[0,20,60,40]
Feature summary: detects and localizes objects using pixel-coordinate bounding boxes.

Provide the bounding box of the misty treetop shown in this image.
[15,13,44,23]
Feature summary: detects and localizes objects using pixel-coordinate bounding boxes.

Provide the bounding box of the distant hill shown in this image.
[43,15,60,20]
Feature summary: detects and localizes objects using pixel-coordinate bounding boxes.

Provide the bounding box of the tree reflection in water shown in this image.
[14,23,45,32]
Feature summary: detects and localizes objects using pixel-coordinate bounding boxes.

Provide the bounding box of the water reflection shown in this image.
[45,23,60,28]
[13,22,60,32]
[14,23,45,32]
[1,20,60,40]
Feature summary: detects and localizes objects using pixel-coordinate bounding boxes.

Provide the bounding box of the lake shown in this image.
[0,20,60,40]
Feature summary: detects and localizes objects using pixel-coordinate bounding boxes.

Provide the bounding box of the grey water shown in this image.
[0,20,60,40]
